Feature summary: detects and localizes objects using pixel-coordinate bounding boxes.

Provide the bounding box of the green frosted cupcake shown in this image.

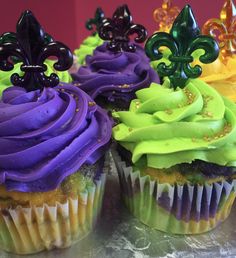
[74,7,105,65]
[74,34,103,65]
[112,5,236,234]
[112,78,236,234]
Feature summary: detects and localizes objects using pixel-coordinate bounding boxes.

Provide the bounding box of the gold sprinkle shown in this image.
[118,84,130,88]
[88,101,96,107]
[98,139,101,142]
[61,88,65,92]
[203,136,211,141]
[71,94,74,98]
[76,108,80,112]
[165,109,173,115]
[74,83,81,87]
[59,83,64,86]
[206,111,213,117]
[75,97,79,101]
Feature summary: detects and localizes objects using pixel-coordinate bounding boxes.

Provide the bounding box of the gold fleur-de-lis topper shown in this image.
[153,0,180,32]
[202,0,236,61]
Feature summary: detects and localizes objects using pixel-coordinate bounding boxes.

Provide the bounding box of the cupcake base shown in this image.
[112,150,236,235]
[0,173,106,254]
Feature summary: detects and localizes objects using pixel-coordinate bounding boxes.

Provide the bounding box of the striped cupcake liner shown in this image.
[112,151,236,235]
[0,173,106,254]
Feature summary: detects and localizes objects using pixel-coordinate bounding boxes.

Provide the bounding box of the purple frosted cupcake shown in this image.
[72,5,159,110]
[0,11,111,254]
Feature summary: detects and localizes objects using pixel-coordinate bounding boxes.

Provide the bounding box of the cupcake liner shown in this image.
[112,150,236,234]
[0,173,106,254]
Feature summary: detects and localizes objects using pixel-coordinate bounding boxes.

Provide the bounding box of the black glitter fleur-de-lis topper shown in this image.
[145,5,219,89]
[85,7,106,35]
[98,4,147,52]
[0,10,73,92]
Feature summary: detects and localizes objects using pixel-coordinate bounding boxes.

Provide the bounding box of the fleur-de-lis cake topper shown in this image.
[202,0,236,61]
[0,10,73,92]
[145,5,219,89]
[153,0,180,32]
[98,4,147,52]
[85,7,106,35]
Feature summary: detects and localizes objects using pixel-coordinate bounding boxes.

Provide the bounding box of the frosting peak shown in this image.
[0,84,111,192]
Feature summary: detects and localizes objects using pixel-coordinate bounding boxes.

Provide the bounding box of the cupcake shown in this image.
[0,59,72,96]
[112,5,236,234]
[199,0,236,101]
[0,10,111,254]
[72,5,159,110]
[74,8,105,66]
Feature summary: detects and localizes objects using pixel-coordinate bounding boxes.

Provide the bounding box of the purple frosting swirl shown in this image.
[72,43,159,104]
[0,84,112,192]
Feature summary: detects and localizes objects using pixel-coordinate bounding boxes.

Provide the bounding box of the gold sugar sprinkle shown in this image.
[74,83,81,87]
[203,136,211,141]
[165,109,173,115]
[118,84,130,88]
[75,108,80,112]
[88,101,96,107]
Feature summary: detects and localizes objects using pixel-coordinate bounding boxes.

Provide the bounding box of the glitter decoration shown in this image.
[153,0,180,32]
[0,10,73,92]
[85,7,106,35]
[202,0,236,61]
[98,4,147,52]
[145,5,219,89]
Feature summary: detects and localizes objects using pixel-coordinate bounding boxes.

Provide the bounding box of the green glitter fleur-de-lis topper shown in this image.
[85,7,106,35]
[145,5,220,89]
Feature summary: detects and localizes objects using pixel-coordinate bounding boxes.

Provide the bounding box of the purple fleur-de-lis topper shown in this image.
[0,10,73,92]
[98,4,147,52]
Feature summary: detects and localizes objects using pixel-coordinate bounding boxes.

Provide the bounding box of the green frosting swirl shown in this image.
[0,59,71,96]
[112,79,236,169]
[74,34,103,65]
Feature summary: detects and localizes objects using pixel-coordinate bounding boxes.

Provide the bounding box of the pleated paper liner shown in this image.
[112,151,236,235]
[0,173,106,255]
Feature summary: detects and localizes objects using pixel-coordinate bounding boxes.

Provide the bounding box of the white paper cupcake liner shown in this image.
[112,150,236,234]
[0,173,106,254]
